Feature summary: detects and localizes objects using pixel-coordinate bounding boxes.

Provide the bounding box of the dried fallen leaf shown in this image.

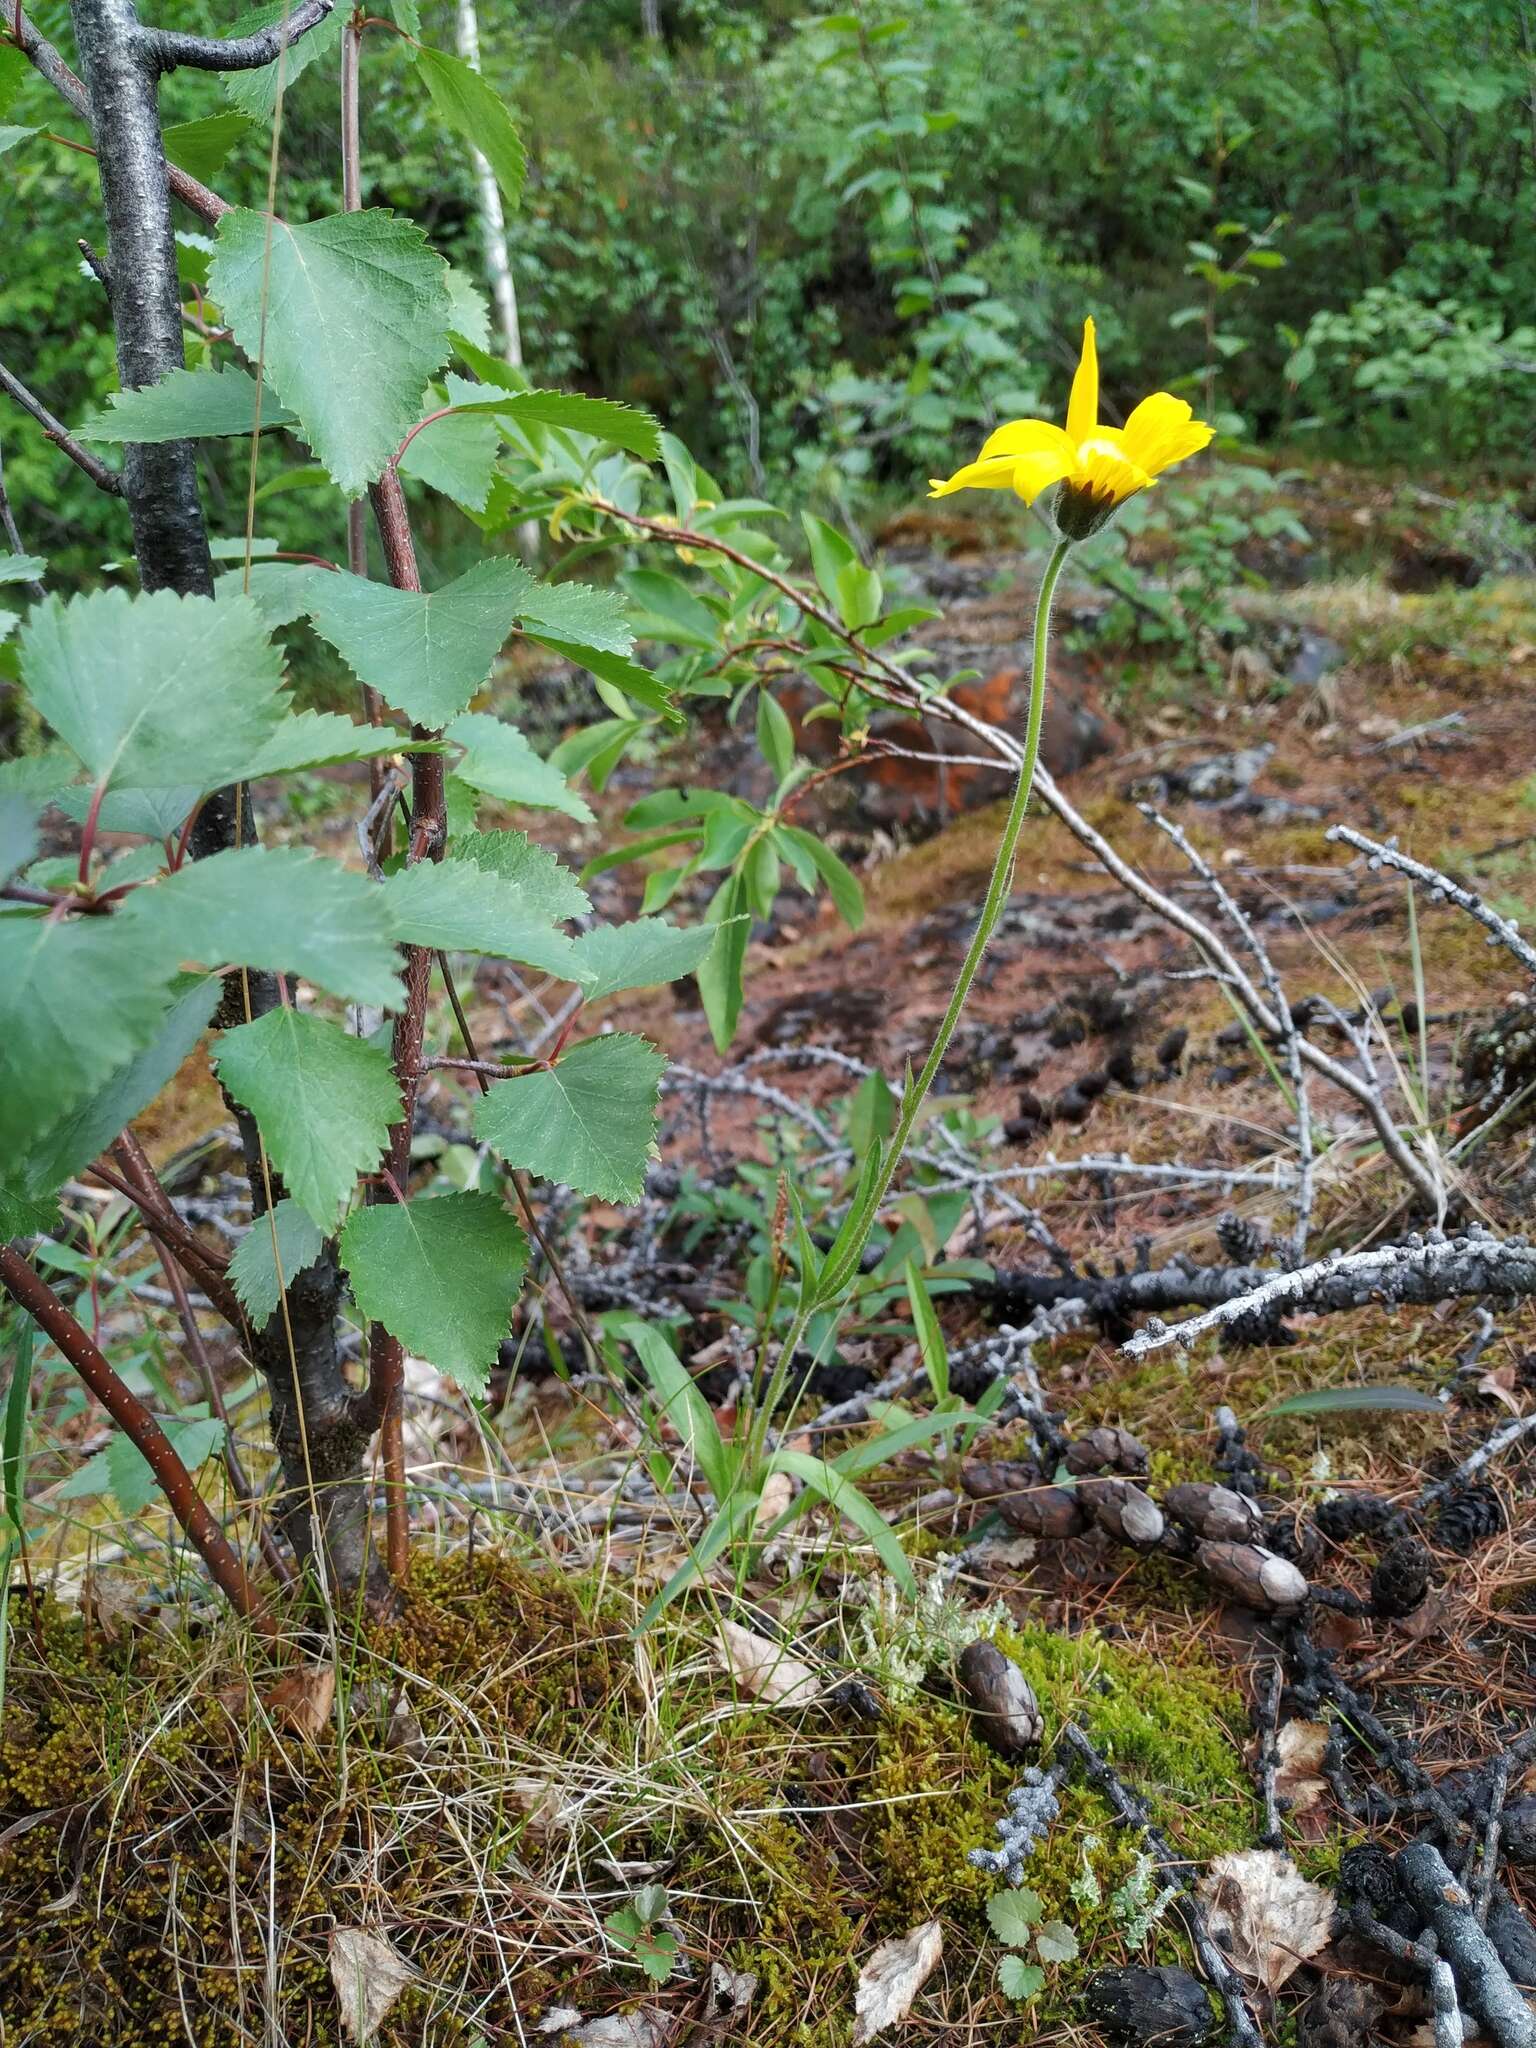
[708,1961,758,2016]
[1197,1848,1334,1992]
[852,1919,943,2044]
[753,1467,795,1533]
[1273,1719,1330,1816]
[267,1661,336,1740]
[570,2014,675,2048]
[328,1926,414,2043]
[510,1775,577,1836]
[718,1620,821,1707]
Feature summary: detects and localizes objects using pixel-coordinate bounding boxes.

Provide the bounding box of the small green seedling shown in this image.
[605,1884,679,1985]
[987,1886,1079,2004]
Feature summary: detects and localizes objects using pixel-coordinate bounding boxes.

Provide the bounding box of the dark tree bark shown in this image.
[65,0,386,1606]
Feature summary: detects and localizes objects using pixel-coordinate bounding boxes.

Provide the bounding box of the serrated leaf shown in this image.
[211,207,452,496]
[217,1008,402,1230]
[221,0,346,120]
[340,1191,528,1394]
[447,712,594,821]
[59,1414,224,1514]
[19,587,286,794]
[214,561,323,629]
[0,1182,59,1239]
[569,917,719,1002]
[0,553,44,585]
[389,0,421,32]
[515,579,633,656]
[1,791,39,884]
[986,1890,1043,1946]
[162,110,252,183]
[228,1198,327,1324]
[398,403,498,512]
[416,44,526,210]
[77,366,298,444]
[118,846,403,1008]
[302,558,533,727]
[474,1034,663,1200]
[0,125,39,155]
[236,708,419,778]
[381,860,580,979]
[518,635,676,720]
[443,266,490,349]
[0,915,182,1158]
[447,829,591,920]
[1032,1920,1078,1964]
[23,974,219,1198]
[454,387,661,459]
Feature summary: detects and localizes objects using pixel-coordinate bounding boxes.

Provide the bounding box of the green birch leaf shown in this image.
[381,860,580,979]
[227,1199,327,1325]
[443,267,491,349]
[0,125,40,156]
[473,1034,664,1200]
[389,0,421,34]
[0,792,39,885]
[518,636,676,721]
[221,0,346,120]
[78,366,298,443]
[0,916,181,1157]
[0,1182,59,1241]
[216,1008,402,1230]
[398,403,499,512]
[19,588,286,794]
[340,1191,528,1395]
[162,110,253,183]
[453,387,661,459]
[569,918,720,1002]
[0,554,44,584]
[235,708,425,778]
[214,561,324,629]
[210,206,453,497]
[447,829,591,921]
[416,44,526,209]
[118,846,403,1009]
[23,974,220,1197]
[303,558,535,727]
[514,580,633,656]
[448,712,594,821]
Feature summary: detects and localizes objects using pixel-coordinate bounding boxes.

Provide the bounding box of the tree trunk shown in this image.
[68,0,385,1605]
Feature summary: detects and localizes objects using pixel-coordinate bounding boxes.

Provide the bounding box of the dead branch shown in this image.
[1329,824,1536,981]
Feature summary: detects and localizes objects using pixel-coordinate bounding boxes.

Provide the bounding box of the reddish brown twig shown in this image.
[0,1244,276,1635]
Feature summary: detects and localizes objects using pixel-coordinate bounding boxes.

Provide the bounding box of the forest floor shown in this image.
[5,469,1536,2047]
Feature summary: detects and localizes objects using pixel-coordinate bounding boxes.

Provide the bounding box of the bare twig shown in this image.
[1329,824,1536,981]
[0,357,123,496]
[145,0,336,74]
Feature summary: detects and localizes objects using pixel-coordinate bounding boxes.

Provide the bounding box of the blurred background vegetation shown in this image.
[5,0,1536,579]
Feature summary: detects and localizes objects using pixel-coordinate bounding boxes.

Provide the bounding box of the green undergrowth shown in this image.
[0,1535,1274,2047]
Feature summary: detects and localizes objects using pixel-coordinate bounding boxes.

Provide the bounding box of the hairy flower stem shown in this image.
[754,540,1071,1433]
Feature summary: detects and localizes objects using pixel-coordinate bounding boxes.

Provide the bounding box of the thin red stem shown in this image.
[0,1244,276,1635]
[76,778,107,888]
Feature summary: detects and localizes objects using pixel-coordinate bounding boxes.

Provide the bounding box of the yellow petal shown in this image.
[928,456,1022,498]
[977,417,1077,466]
[1075,437,1153,508]
[1121,392,1215,477]
[1066,316,1099,446]
[1009,447,1076,504]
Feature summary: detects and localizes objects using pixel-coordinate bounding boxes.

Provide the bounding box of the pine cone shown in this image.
[1078,1477,1166,1551]
[1370,1537,1433,1619]
[1313,1491,1406,1543]
[959,1459,1041,1503]
[1216,1212,1267,1264]
[1064,1425,1150,1477]
[1197,1540,1308,1614]
[1434,1483,1502,1554]
[1085,1966,1216,2046]
[957,1639,1042,1758]
[1004,1485,1090,1540]
[1164,1482,1264,1543]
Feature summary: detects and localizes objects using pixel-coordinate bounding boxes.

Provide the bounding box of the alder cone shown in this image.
[1064,1425,1150,1477]
[1164,1482,1265,1543]
[957,1639,1043,1757]
[1084,1965,1217,2046]
[1198,1540,1309,1614]
[1078,1477,1166,1552]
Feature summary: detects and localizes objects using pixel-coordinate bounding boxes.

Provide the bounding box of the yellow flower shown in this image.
[928,317,1214,540]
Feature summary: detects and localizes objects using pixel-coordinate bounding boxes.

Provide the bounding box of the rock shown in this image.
[1084,1964,1217,2045]
[1198,1541,1308,1614]
[1287,629,1344,687]
[1078,1477,1165,1551]
[1064,1426,1150,1478]
[957,1639,1042,1757]
[1164,1483,1265,1544]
